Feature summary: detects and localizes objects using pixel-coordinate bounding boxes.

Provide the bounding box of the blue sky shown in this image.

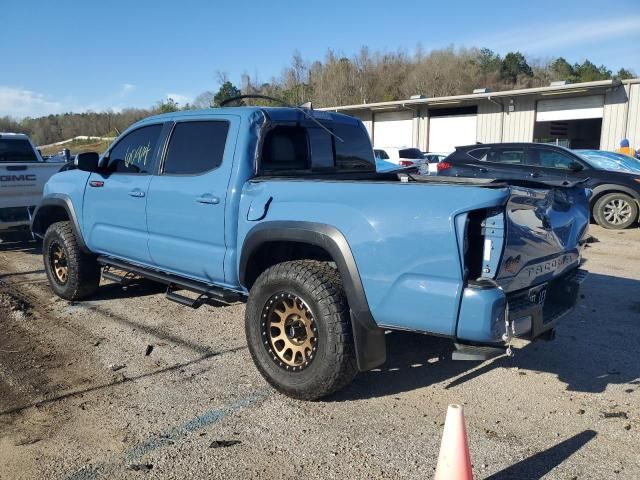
[2,0,639,118]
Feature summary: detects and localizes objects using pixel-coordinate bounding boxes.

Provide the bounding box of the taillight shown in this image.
[399,160,414,167]
[437,161,451,171]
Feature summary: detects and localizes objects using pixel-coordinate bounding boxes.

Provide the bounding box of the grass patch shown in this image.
[40,138,113,157]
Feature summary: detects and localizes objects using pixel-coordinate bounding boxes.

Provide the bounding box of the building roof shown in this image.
[320,78,640,112]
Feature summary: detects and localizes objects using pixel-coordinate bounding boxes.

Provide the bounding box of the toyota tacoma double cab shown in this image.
[32,105,590,399]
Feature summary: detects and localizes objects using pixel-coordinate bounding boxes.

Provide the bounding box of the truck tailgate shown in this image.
[0,162,63,209]
[489,185,590,292]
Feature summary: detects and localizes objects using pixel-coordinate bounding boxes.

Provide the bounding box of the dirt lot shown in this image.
[0,225,639,479]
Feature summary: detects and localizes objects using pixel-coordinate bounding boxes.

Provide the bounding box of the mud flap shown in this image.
[351,310,386,371]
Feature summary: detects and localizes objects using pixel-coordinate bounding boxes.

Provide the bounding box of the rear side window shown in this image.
[467,148,489,160]
[486,148,526,165]
[108,124,162,174]
[164,121,229,175]
[0,139,38,163]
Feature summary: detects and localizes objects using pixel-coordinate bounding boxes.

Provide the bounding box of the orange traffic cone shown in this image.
[434,404,473,480]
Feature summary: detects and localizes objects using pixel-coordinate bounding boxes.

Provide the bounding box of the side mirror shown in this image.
[75,151,100,172]
[569,161,584,172]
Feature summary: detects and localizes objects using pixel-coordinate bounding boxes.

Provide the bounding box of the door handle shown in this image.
[196,194,220,205]
[128,189,145,198]
[529,172,541,178]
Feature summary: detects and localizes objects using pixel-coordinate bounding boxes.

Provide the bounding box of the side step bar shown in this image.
[102,266,136,285]
[452,343,505,361]
[97,256,244,308]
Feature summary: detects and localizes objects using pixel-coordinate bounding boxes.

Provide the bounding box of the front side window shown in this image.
[530,148,578,170]
[486,148,526,165]
[163,121,229,175]
[107,124,162,174]
[0,139,38,163]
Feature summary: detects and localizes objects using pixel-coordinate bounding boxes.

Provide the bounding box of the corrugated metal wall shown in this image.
[477,101,502,143]
[601,85,630,150]
[627,83,640,150]
[341,80,640,151]
[502,97,536,142]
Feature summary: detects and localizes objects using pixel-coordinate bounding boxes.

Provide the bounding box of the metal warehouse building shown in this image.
[323,78,640,153]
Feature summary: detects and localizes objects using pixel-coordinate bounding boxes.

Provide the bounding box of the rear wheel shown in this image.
[43,221,101,300]
[593,193,638,230]
[245,260,357,400]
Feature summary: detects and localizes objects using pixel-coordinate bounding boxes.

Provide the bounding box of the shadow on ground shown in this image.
[0,234,41,255]
[333,272,640,401]
[486,430,597,479]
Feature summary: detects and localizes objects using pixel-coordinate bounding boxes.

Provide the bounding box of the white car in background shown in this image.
[374,147,425,168]
[421,152,451,174]
[0,133,66,234]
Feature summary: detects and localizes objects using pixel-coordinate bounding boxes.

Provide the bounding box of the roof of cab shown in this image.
[0,132,31,140]
[131,106,359,129]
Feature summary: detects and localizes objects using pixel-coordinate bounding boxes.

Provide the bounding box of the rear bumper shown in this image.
[456,268,588,344]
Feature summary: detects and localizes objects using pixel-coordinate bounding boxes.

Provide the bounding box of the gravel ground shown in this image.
[0,225,639,479]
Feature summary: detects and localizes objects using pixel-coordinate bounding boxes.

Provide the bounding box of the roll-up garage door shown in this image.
[428,115,477,153]
[536,95,604,122]
[373,111,413,148]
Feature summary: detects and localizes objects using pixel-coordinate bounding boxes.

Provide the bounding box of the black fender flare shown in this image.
[31,194,90,253]
[590,184,640,207]
[239,221,386,371]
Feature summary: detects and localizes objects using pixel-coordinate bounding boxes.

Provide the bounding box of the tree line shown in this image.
[2,46,635,146]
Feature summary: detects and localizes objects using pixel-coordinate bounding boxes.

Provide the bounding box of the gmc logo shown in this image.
[0,174,37,182]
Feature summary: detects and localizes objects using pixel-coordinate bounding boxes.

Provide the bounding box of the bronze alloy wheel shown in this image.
[49,241,69,285]
[261,292,317,371]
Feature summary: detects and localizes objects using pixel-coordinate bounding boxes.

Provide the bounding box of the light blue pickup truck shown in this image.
[32,106,590,399]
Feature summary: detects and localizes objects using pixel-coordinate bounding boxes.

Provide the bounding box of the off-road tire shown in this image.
[593,192,638,230]
[245,260,357,400]
[43,221,101,300]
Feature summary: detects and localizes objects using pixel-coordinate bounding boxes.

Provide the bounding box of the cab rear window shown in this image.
[259,122,375,175]
[0,139,38,162]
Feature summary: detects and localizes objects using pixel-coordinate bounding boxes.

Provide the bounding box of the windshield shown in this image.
[0,139,38,162]
[577,150,640,174]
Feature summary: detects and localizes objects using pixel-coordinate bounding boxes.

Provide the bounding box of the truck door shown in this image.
[83,123,164,264]
[146,117,239,284]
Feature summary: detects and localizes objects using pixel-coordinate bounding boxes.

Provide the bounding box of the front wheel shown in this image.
[245,260,357,400]
[43,221,101,300]
[593,193,639,230]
